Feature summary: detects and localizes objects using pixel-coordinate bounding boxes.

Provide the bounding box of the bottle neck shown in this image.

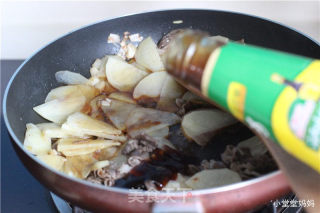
[164,31,226,90]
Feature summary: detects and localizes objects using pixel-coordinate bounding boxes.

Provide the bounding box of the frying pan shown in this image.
[3,10,320,213]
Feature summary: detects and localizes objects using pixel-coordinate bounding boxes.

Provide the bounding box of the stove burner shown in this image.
[50,192,304,213]
[50,193,72,213]
[50,193,91,213]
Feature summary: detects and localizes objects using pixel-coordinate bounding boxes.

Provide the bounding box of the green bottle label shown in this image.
[201,42,320,173]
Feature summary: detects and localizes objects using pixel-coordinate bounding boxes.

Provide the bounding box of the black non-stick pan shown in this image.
[3,10,320,213]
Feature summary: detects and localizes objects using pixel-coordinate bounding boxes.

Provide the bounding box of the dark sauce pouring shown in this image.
[114,123,255,190]
[114,147,197,190]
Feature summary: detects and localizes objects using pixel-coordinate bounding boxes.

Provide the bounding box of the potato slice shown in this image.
[55,70,89,85]
[129,123,169,138]
[157,98,178,113]
[101,99,138,130]
[146,126,169,138]
[89,95,107,121]
[106,56,148,92]
[34,95,86,124]
[24,123,51,155]
[133,71,167,99]
[237,136,268,156]
[76,85,99,100]
[152,137,176,150]
[181,109,237,146]
[45,85,79,102]
[90,55,109,78]
[135,37,165,72]
[163,173,189,190]
[45,85,98,102]
[36,122,71,138]
[94,146,119,161]
[36,122,59,129]
[131,61,150,73]
[163,180,181,190]
[108,92,136,104]
[91,160,110,171]
[185,169,241,189]
[160,75,185,99]
[126,107,180,138]
[87,77,117,94]
[125,43,137,60]
[176,173,189,187]
[61,112,126,141]
[63,153,97,179]
[57,138,120,156]
[37,154,66,171]
[157,75,185,112]
[126,107,181,130]
[90,55,125,78]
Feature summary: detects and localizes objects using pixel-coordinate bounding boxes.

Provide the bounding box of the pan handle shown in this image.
[152,199,204,213]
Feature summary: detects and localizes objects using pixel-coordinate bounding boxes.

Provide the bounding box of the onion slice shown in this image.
[55,70,89,85]
[61,112,126,141]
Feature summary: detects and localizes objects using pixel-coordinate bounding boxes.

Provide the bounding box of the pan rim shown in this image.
[3,8,315,196]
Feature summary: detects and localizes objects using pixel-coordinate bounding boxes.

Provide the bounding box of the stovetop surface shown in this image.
[1,60,57,213]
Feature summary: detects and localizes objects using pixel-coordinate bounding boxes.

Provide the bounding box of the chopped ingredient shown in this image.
[107,33,121,44]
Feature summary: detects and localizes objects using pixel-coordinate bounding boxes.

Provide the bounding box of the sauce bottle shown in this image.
[164,30,320,212]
